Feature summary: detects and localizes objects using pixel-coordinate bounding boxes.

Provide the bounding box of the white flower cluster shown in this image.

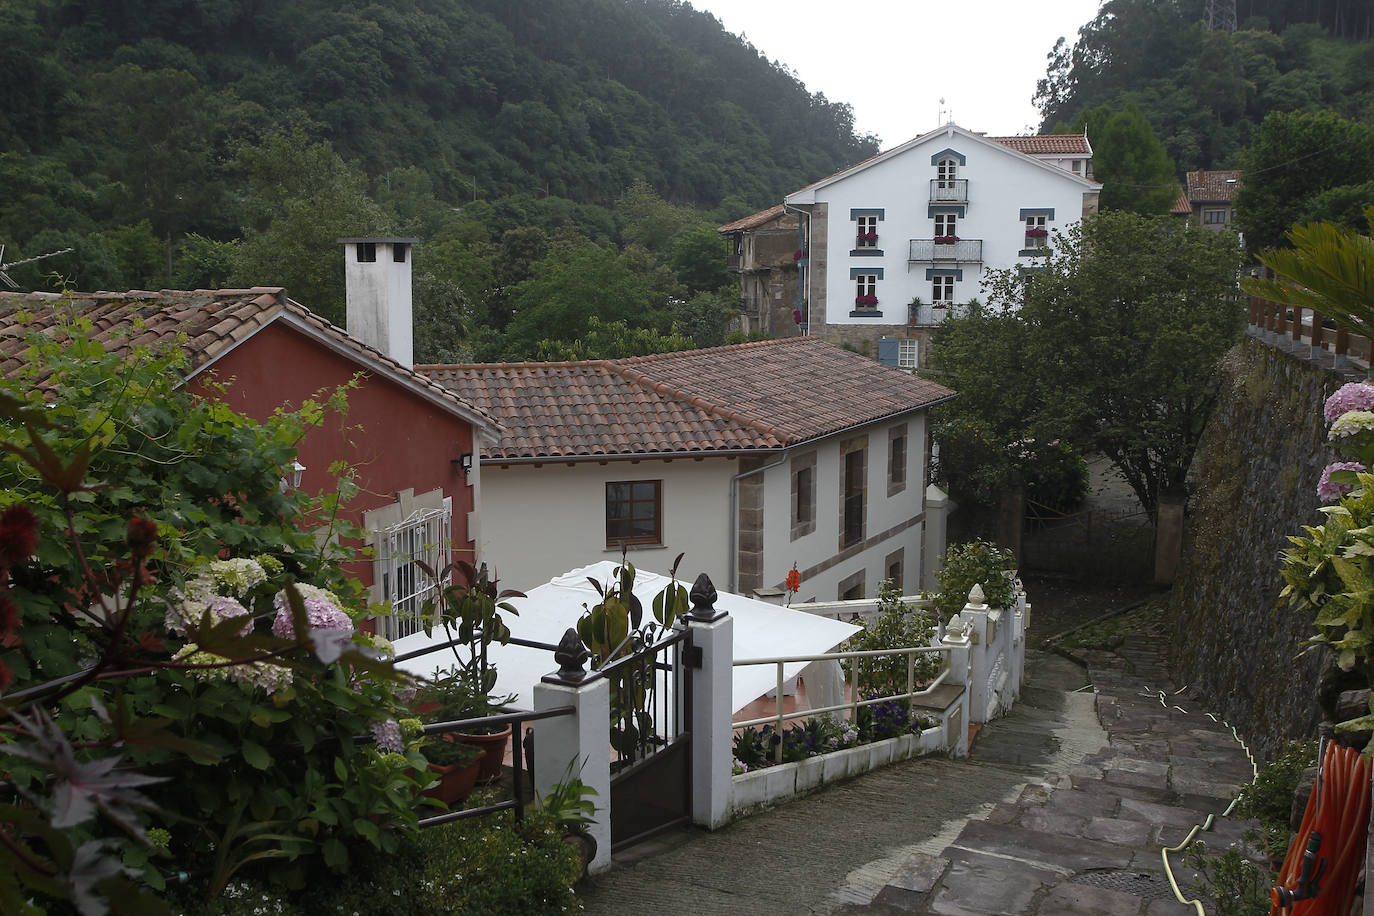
[164,558,268,636]
[173,644,294,694]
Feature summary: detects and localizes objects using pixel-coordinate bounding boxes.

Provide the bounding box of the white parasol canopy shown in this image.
[394,560,860,714]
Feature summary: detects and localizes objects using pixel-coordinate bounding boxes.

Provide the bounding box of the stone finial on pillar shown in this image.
[966,584,987,609]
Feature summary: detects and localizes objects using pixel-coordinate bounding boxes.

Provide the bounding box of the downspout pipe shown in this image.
[728,449,792,595]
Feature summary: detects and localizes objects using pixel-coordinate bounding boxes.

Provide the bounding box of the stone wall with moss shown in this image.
[1169,336,1357,759]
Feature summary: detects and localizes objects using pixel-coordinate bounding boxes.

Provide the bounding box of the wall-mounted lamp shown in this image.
[453,452,474,478]
[279,460,306,493]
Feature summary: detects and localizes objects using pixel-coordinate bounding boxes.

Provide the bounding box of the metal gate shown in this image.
[604,626,692,850]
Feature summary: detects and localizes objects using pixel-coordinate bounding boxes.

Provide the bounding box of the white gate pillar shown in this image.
[685,573,734,830]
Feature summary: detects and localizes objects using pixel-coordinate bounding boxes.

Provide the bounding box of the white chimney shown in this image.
[338,237,417,368]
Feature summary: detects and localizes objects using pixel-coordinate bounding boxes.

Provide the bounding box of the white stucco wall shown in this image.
[477,457,737,594]
[786,126,1098,329]
[759,413,928,602]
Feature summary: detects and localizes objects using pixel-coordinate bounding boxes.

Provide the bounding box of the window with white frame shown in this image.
[855,214,878,248]
[898,338,919,369]
[934,213,957,240]
[937,157,959,187]
[932,274,954,304]
[855,273,878,308]
[1025,214,1049,249]
[374,497,452,640]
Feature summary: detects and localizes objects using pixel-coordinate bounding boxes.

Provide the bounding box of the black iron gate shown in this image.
[604,626,692,850]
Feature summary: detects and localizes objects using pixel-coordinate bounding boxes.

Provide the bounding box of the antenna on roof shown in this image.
[0,244,75,290]
[938,98,946,126]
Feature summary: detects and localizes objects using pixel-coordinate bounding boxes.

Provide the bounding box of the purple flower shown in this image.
[271,584,353,639]
[207,595,253,636]
[1325,382,1374,425]
[1318,461,1366,503]
[370,719,405,753]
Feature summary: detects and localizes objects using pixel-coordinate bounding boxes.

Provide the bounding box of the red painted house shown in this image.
[0,282,498,639]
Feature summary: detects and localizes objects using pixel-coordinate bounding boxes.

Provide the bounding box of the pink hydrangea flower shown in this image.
[1318,461,1366,503]
[206,595,253,636]
[1325,382,1374,425]
[271,584,353,639]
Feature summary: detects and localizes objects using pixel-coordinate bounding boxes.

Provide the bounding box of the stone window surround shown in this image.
[888,422,908,497]
[884,547,904,592]
[838,569,866,601]
[790,450,818,541]
[839,435,868,551]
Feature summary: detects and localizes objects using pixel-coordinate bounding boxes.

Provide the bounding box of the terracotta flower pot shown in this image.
[423,758,481,805]
[460,723,512,783]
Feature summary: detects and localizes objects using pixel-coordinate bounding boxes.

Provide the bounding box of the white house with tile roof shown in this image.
[419,337,955,602]
[770,123,1101,366]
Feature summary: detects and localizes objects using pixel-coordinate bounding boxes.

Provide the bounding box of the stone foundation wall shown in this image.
[1169,335,1356,759]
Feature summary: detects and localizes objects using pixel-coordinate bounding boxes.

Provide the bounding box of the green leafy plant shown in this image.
[536,761,598,835]
[1235,740,1317,858]
[575,552,688,762]
[843,579,940,699]
[933,540,1019,619]
[0,314,426,912]
[1184,840,1272,916]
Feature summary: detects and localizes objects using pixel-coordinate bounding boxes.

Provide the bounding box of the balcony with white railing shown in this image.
[909,302,970,326]
[929,179,968,203]
[909,238,983,264]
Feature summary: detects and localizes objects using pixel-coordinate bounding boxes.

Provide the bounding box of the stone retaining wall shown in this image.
[1168,334,1356,759]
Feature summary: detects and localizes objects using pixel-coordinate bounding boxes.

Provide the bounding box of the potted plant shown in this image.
[415,665,513,783]
[420,735,484,804]
[536,765,599,879]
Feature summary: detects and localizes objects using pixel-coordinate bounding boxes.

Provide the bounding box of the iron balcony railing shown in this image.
[908,238,983,263]
[928,179,968,203]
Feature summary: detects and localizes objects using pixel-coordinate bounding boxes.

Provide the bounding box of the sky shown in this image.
[688,0,1105,147]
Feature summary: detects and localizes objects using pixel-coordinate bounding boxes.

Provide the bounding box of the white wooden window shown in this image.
[1025,214,1049,249]
[855,273,878,308]
[856,214,878,248]
[932,275,954,303]
[898,339,919,369]
[937,157,959,187]
[934,214,957,238]
[375,498,452,640]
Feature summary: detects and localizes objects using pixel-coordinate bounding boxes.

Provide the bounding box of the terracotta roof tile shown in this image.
[988,134,1091,155]
[1186,169,1242,203]
[717,204,790,233]
[419,338,955,461]
[0,288,497,430]
[1171,190,1193,215]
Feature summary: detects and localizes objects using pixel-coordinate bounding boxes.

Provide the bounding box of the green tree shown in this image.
[1237,110,1374,251]
[668,224,732,295]
[229,129,389,324]
[533,315,695,360]
[1240,206,1374,340]
[1072,103,1178,214]
[983,212,1245,518]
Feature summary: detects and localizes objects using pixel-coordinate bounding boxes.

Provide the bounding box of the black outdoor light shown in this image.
[453,452,474,477]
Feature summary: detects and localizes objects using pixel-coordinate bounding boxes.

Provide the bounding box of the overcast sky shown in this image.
[688,0,1104,147]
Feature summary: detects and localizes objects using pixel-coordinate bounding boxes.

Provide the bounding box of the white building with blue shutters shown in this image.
[780,122,1101,369]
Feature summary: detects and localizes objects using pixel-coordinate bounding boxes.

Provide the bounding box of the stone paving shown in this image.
[577,636,1260,915]
[849,635,1260,915]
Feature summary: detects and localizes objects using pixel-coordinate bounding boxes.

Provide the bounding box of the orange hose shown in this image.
[1272,743,1370,915]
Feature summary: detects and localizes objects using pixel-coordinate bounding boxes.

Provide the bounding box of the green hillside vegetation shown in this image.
[0,0,877,360]
[1037,0,1374,177]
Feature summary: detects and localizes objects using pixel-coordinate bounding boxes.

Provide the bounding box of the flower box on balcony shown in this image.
[856,232,878,244]
[933,236,960,245]
[854,294,879,307]
[1025,228,1048,238]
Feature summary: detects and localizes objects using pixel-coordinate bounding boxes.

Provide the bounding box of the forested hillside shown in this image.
[0,0,876,359]
[1037,0,1374,173]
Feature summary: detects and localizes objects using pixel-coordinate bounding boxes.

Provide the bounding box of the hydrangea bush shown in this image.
[0,317,430,912]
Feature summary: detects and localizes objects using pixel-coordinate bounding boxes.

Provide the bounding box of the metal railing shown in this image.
[597,625,690,770]
[929,179,968,203]
[732,644,952,764]
[908,238,983,263]
[374,502,451,641]
[909,302,969,326]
